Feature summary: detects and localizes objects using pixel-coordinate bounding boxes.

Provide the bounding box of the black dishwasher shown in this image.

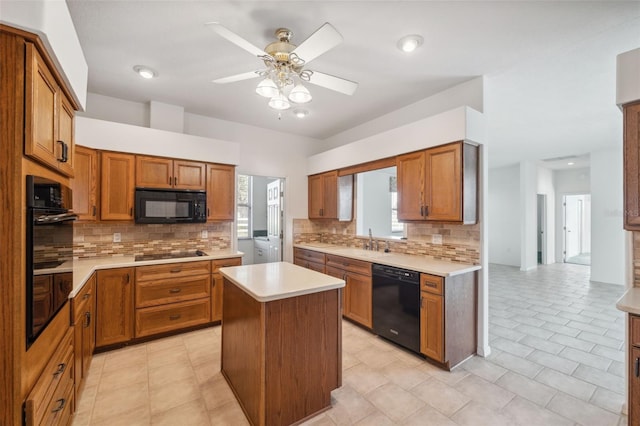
[372,264,421,354]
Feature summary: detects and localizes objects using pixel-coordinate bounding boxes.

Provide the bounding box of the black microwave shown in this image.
[135,188,207,224]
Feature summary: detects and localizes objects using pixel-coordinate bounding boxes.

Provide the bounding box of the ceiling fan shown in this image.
[206,22,358,111]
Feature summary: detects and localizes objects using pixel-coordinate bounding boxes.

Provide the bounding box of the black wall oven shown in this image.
[26,175,76,349]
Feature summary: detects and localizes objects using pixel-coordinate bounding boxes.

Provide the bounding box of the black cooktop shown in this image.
[134,250,207,262]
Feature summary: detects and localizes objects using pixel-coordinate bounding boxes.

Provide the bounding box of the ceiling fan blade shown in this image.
[205,22,267,57]
[291,22,343,64]
[212,71,261,84]
[307,71,358,95]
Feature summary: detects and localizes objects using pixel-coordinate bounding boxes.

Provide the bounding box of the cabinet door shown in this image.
[345,272,372,328]
[57,94,75,177]
[211,273,223,322]
[396,151,425,220]
[625,103,640,230]
[631,346,640,424]
[101,152,135,220]
[322,171,338,219]
[72,146,98,220]
[326,266,347,316]
[136,155,173,189]
[308,174,324,219]
[420,292,444,362]
[174,160,206,190]
[206,164,235,221]
[25,43,59,170]
[424,143,461,221]
[96,268,134,347]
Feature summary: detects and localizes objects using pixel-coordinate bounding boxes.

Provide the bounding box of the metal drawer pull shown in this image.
[51,398,66,413]
[84,312,91,327]
[635,357,639,378]
[170,268,182,273]
[82,293,90,300]
[424,282,438,288]
[169,288,181,294]
[53,363,66,378]
[169,314,181,320]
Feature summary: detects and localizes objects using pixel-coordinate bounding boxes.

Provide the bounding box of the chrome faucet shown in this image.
[368,228,373,251]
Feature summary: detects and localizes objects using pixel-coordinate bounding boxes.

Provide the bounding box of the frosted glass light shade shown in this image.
[288,83,312,103]
[268,93,291,110]
[256,78,278,98]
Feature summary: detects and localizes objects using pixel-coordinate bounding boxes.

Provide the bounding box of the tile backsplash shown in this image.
[634,232,640,287]
[293,218,480,264]
[73,222,232,258]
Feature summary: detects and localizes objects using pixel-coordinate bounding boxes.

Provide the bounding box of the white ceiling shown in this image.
[66,1,640,168]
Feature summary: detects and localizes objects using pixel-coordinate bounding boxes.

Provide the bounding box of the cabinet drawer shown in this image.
[211,257,242,272]
[294,248,326,264]
[295,258,326,274]
[135,298,211,338]
[38,355,74,426]
[632,315,640,347]
[25,330,74,426]
[72,276,95,323]
[135,275,211,308]
[136,260,211,281]
[421,274,444,295]
[326,255,371,276]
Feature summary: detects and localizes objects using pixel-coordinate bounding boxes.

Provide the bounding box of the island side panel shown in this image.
[221,278,265,426]
[444,271,478,369]
[264,288,341,426]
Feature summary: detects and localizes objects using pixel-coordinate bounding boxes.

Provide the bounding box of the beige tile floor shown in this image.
[73,263,629,426]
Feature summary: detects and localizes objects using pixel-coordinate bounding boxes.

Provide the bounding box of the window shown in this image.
[237,175,252,239]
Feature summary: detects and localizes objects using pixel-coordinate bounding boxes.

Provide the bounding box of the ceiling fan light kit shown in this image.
[208,21,358,113]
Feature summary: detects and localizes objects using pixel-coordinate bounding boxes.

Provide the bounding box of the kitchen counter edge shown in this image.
[68,251,244,298]
[294,243,480,277]
[616,287,640,316]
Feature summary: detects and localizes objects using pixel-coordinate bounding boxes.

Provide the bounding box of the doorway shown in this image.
[236,175,285,265]
[537,194,547,264]
[563,194,591,265]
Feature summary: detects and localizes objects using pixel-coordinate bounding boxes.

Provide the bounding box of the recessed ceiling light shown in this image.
[567,162,575,166]
[397,35,424,53]
[293,109,309,119]
[133,65,157,79]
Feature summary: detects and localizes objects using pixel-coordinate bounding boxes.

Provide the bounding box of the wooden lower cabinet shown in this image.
[135,298,211,338]
[293,248,326,274]
[211,257,242,322]
[325,254,372,329]
[24,329,75,426]
[95,268,134,348]
[419,272,477,370]
[72,274,95,398]
[629,315,640,424]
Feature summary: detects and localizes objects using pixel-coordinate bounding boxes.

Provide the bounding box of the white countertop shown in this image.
[616,287,640,315]
[43,251,244,298]
[294,243,480,277]
[220,262,345,303]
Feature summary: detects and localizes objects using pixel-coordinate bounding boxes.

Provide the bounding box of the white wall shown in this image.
[80,93,149,127]
[488,164,521,266]
[591,147,625,285]
[537,166,556,263]
[520,161,538,271]
[617,47,640,107]
[553,168,591,263]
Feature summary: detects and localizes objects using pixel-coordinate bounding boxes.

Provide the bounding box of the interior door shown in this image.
[564,195,582,260]
[267,179,282,262]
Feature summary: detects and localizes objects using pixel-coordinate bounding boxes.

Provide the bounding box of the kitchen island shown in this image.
[219,262,345,426]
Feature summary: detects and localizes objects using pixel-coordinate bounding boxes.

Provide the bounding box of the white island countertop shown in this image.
[220,262,345,303]
[616,287,640,315]
[294,243,480,277]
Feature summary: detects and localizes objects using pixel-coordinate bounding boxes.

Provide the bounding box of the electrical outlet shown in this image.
[431,234,443,245]
[201,230,208,239]
[332,227,336,234]
[113,232,121,243]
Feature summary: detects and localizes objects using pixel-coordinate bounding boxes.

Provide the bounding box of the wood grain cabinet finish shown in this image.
[629,315,640,424]
[293,248,326,273]
[134,261,212,337]
[206,163,235,221]
[71,146,99,221]
[136,155,206,190]
[100,151,135,221]
[24,42,76,177]
[72,274,95,398]
[325,254,372,328]
[95,268,134,348]
[419,272,477,370]
[397,141,478,224]
[211,258,242,322]
[24,329,75,426]
[624,102,640,230]
[308,171,338,219]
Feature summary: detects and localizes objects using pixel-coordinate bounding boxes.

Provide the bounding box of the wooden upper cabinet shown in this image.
[308,171,340,219]
[396,141,478,224]
[624,102,640,230]
[136,155,206,190]
[206,163,235,221]
[24,42,75,177]
[72,146,99,221]
[101,151,135,221]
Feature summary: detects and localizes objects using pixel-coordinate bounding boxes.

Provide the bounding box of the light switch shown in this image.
[431,234,443,245]
[201,230,208,239]
[113,233,121,243]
